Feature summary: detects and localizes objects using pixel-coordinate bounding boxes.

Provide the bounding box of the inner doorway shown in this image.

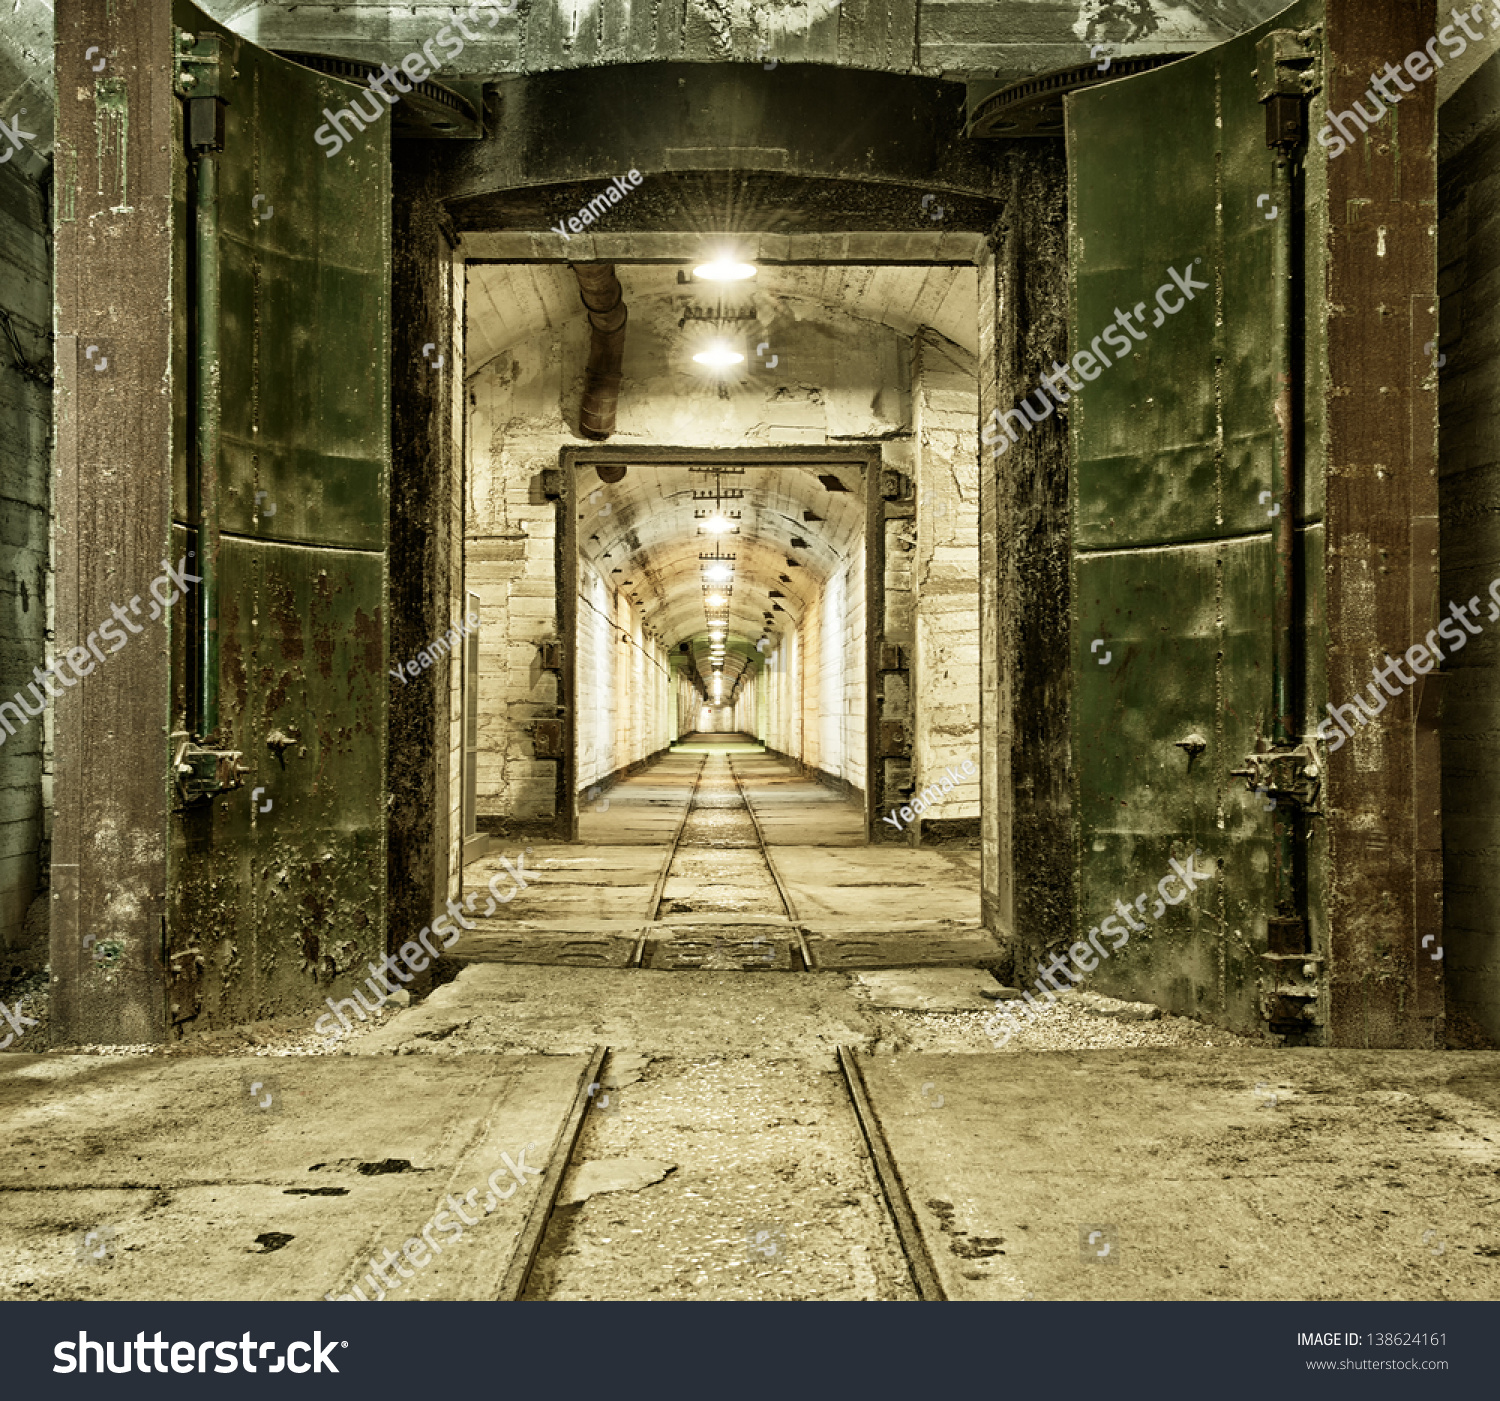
[560,450,881,844]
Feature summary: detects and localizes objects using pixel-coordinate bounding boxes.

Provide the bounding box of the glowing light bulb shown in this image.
[704,563,733,583]
[706,593,727,606]
[693,260,756,282]
[693,342,745,369]
[702,516,733,535]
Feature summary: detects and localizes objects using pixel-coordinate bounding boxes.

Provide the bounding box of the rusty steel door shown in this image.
[1065,0,1329,1038]
[166,0,389,1029]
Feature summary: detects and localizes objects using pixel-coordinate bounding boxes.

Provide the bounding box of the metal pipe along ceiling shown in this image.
[571,263,627,440]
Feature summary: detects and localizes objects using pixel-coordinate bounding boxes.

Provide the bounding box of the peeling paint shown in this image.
[93,77,130,213]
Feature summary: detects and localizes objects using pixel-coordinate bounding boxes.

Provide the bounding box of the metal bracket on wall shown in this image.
[531,716,566,759]
[173,738,248,805]
[538,640,563,672]
[175,31,227,150]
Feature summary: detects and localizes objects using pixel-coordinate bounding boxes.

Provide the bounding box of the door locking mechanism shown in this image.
[173,738,249,804]
[1229,741,1321,813]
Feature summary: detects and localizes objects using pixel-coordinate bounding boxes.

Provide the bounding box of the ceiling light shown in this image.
[709,631,724,641]
[705,593,727,606]
[692,342,745,369]
[704,563,733,583]
[702,515,734,535]
[694,259,756,282]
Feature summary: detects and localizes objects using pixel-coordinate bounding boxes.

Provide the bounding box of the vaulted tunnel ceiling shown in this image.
[575,461,866,697]
[467,260,980,372]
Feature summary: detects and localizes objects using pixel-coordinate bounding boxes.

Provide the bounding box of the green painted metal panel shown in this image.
[1067,0,1326,1035]
[167,0,388,1029]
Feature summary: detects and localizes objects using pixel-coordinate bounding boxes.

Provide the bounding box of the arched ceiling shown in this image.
[467,260,979,373]
[575,460,866,697]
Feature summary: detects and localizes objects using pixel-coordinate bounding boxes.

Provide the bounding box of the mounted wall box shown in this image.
[539,640,563,672]
[879,643,906,673]
[532,719,566,758]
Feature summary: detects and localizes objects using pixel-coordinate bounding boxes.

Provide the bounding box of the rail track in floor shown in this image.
[496,1042,945,1301]
[487,748,957,1298]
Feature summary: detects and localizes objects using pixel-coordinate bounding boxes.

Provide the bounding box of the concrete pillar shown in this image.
[388,160,461,964]
[978,151,1075,969]
[1323,0,1442,1047]
[51,0,175,1044]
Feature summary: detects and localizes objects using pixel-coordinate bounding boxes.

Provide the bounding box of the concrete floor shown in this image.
[3,748,1493,1302]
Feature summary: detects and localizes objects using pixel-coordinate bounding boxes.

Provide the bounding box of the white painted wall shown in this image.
[913,334,981,819]
[759,537,865,791]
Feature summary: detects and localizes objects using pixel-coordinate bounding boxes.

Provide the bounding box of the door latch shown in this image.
[1229,741,1321,813]
[173,738,249,804]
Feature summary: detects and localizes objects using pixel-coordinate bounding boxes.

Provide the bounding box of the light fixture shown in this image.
[701,515,734,535]
[705,593,727,606]
[692,342,745,369]
[710,631,724,641]
[704,563,733,583]
[694,259,756,282]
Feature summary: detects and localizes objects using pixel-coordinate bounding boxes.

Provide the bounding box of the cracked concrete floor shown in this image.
[1,961,1496,1300]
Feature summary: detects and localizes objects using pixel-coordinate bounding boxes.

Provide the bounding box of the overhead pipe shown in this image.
[571,263,627,440]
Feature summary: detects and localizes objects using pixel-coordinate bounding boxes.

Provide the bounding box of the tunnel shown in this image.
[0,0,1496,1321]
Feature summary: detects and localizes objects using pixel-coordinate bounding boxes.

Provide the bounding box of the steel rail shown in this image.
[726,753,798,924]
[496,1042,609,1300]
[836,1046,946,1301]
[646,753,706,921]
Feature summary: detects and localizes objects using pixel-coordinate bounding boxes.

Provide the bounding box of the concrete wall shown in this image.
[1438,49,1500,1046]
[576,552,673,790]
[912,331,980,831]
[466,358,565,827]
[977,149,1075,967]
[674,667,700,736]
[0,157,49,954]
[390,162,463,949]
[760,535,865,790]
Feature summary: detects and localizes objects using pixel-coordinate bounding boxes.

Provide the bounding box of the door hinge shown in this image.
[1257,28,1321,150]
[175,31,228,150]
[173,737,249,804]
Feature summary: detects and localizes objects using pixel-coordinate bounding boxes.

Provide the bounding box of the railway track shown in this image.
[490,744,951,1299]
[639,750,814,969]
[496,1042,945,1301]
